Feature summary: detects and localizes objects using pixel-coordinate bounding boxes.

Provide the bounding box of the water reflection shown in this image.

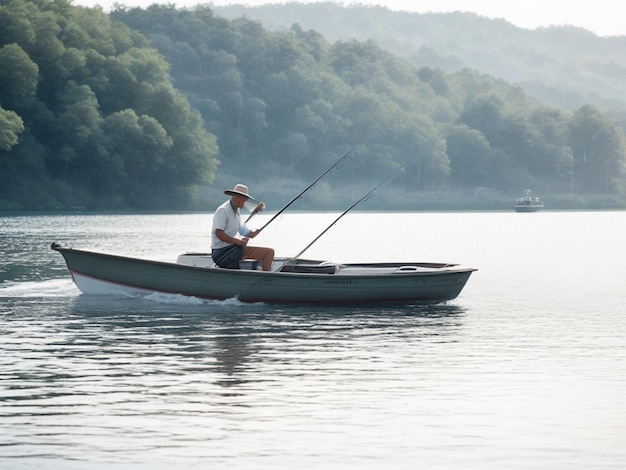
[212,328,254,389]
[1,287,468,464]
[61,295,467,392]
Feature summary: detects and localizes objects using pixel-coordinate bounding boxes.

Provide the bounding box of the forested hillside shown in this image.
[214,2,626,113]
[0,0,218,209]
[111,4,626,208]
[1,1,625,210]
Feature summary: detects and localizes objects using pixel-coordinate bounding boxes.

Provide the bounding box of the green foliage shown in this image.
[569,106,626,194]
[0,0,218,210]
[446,125,497,187]
[0,106,24,151]
[0,43,39,107]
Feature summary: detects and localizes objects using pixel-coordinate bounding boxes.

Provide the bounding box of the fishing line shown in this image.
[215,115,395,270]
[256,114,396,234]
[288,152,419,262]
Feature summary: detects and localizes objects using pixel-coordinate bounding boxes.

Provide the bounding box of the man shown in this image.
[211,184,275,271]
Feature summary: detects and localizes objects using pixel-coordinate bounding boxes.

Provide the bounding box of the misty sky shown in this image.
[71,0,626,37]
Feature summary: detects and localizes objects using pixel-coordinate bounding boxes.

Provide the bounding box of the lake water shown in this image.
[1,211,625,469]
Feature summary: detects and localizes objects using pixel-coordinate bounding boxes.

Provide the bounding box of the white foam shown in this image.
[0,278,79,298]
[142,291,251,307]
[142,291,209,305]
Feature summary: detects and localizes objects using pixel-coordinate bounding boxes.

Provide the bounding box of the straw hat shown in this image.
[224,183,255,200]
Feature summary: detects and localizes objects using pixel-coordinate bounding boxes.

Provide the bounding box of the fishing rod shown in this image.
[256,116,393,234]
[287,153,418,262]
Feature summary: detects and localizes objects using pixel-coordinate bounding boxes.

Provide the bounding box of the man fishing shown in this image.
[211,184,275,271]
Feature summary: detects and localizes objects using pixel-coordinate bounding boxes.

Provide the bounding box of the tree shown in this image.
[0,0,37,48]
[101,109,172,203]
[569,105,626,194]
[0,106,24,151]
[0,43,39,108]
[446,124,496,187]
[417,66,450,96]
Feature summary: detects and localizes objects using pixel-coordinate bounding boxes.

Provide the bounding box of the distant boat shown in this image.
[515,189,543,212]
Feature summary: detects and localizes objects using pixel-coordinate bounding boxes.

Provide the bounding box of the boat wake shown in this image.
[0,278,251,308]
[141,291,250,307]
[0,278,79,298]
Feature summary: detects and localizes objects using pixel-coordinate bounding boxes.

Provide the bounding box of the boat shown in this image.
[51,243,477,305]
[514,189,543,212]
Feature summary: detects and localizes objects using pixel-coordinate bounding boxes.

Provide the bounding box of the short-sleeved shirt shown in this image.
[211,200,252,249]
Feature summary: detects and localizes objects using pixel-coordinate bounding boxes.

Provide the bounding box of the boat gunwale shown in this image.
[52,244,477,279]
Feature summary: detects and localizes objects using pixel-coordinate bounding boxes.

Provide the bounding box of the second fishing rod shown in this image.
[287,151,420,262]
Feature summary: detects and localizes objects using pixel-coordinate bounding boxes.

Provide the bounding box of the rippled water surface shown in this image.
[1,211,625,469]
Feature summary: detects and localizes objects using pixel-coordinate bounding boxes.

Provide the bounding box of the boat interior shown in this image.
[176,253,455,275]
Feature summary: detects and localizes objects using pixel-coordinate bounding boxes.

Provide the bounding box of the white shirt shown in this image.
[211,200,252,249]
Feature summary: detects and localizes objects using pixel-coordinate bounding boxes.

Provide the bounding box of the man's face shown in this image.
[232,194,249,208]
